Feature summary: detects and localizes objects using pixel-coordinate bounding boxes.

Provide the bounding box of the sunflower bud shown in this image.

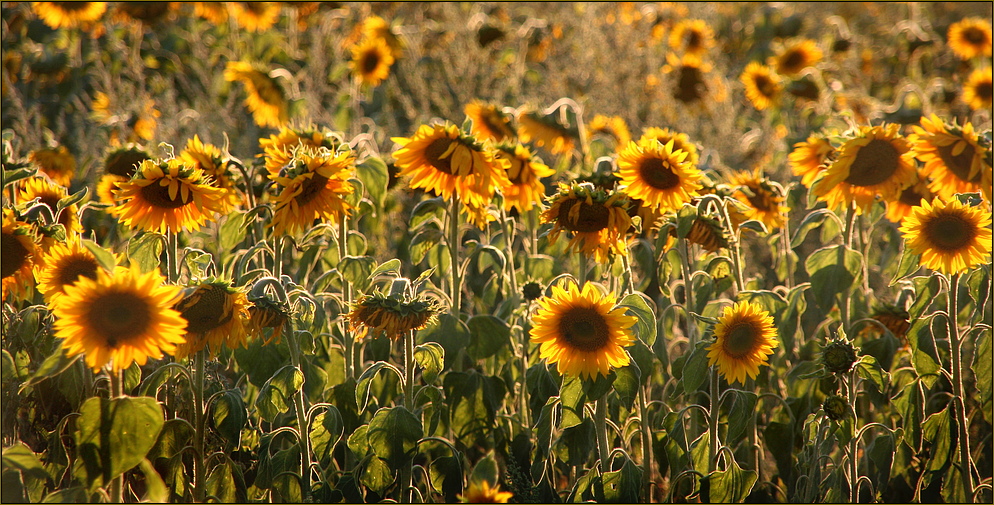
[822,336,858,374]
[823,394,849,421]
[522,281,544,301]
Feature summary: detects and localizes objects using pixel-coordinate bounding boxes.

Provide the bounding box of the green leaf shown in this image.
[18,348,80,393]
[907,314,942,387]
[739,219,768,234]
[211,390,247,451]
[418,314,471,369]
[138,459,169,503]
[233,336,291,388]
[559,375,585,429]
[74,396,165,491]
[973,329,992,423]
[619,293,657,346]
[254,365,304,423]
[865,431,894,498]
[205,459,242,503]
[347,424,369,458]
[556,418,596,466]
[218,212,246,251]
[147,418,194,463]
[612,361,641,411]
[790,208,833,247]
[355,361,403,414]
[359,456,394,494]
[369,258,402,279]
[628,339,656,386]
[2,443,51,484]
[469,453,499,486]
[366,406,423,467]
[804,244,863,311]
[410,227,444,264]
[890,245,922,286]
[855,355,889,394]
[443,371,506,449]
[1,350,15,382]
[675,204,698,238]
[409,197,446,230]
[127,232,165,273]
[310,406,345,467]
[429,456,463,502]
[338,255,375,291]
[682,341,710,395]
[701,455,758,503]
[82,239,117,272]
[724,390,757,444]
[466,315,511,360]
[356,156,389,209]
[921,406,952,472]
[413,342,445,384]
[2,166,37,188]
[602,456,643,503]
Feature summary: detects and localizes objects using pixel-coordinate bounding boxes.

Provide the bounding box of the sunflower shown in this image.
[17,176,85,241]
[900,197,993,275]
[171,280,251,361]
[858,303,911,345]
[31,2,106,30]
[355,15,404,59]
[193,2,228,24]
[669,214,728,252]
[529,281,636,379]
[586,114,632,149]
[495,143,555,213]
[228,2,281,32]
[224,61,289,129]
[947,17,993,60]
[740,61,782,111]
[259,124,341,179]
[28,146,76,187]
[112,158,227,234]
[179,135,241,212]
[90,92,160,144]
[516,110,577,156]
[909,114,992,202]
[269,148,356,236]
[541,183,632,264]
[97,145,152,207]
[35,239,109,303]
[772,39,823,76]
[729,169,786,231]
[348,291,441,340]
[885,175,933,224]
[641,127,700,168]
[349,36,395,87]
[392,123,510,207]
[247,296,290,345]
[112,2,175,28]
[811,124,917,212]
[617,138,702,213]
[52,266,187,372]
[459,481,514,504]
[668,19,715,58]
[706,301,779,385]
[963,67,993,110]
[465,101,516,143]
[1,209,40,302]
[788,134,835,188]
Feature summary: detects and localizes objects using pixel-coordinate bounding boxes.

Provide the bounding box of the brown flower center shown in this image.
[558,200,609,233]
[140,181,193,209]
[686,30,702,50]
[742,183,775,211]
[1,232,30,278]
[361,50,381,74]
[963,27,988,45]
[674,65,706,103]
[639,157,680,190]
[86,292,152,348]
[723,322,758,359]
[424,137,456,175]
[55,2,92,12]
[898,185,926,207]
[754,74,776,97]
[936,140,979,183]
[844,139,900,187]
[106,150,149,177]
[976,80,993,101]
[56,256,100,288]
[559,306,610,352]
[479,112,512,141]
[180,286,232,334]
[295,174,330,206]
[119,2,170,22]
[924,213,976,251]
[779,49,805,73]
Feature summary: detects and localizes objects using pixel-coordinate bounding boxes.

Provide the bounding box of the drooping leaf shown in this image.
[413,342,445,384]
[366,406,423,468]
[701,455,758,503]
[74,396,165,491]
[254,365,304,423]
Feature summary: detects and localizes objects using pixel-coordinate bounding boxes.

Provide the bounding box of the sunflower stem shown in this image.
[679,238,697,346]
[595,395,611,472]
[621,251,635,296]
[286,318,313,502]
[399,329,416,503]
[708,367,719,474]
[273,235,285,280]
[948,272,975,500]
[637,385,654,502]
[166,231,179,284]
[339,215,355,380]
[193,350,207,503]
[109,369,125,502]
[449,193,462,316]
[500,207,519,302]
[847,369,860,503]
[841,203,857,335]
[779,207,794,291]
[715,198,745,293]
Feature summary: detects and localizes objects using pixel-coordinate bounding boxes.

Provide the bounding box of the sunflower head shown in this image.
[112,158,227,234]
[247,295,291,346]
[641,127,700,168]
[269,147,357,236]
[899,197,993,275]
[522,280,544,302]
[516,109,578,156]
[788,134,836,188]
[28,146,76,187]
[947,17,993,60]
[664,53,712,103]
[459,480,514,504]
[909,114,991,202]
[348,290,441,340]
[670,214,729,253]
[963,67,993,111]
[350,36,395,87]
[172,279,251,360]
[228,2,281,32]
[586,114,632,149]
[112,2,175,27]
[822,394,849,421]
[224,61,289,129]
[617,138,703,213]
[494,143,555,213]
[885,175,933,224]
[32,2,107,30]
[259,124,342,179]
[821,335,858,375]
[541,182,632,264]
[668,19,715,57]
[52,265,187,372]
[2,208,41,302]
[465,101,516,143]
[729,169,785,231]
[35,239,111,303]
[860,303,911,345]
[706,301,779,385]
[529,281,637,379]
[740,61,782,111]
[17,176,84,240]
[179,135,241,212]
[772,39,823,76]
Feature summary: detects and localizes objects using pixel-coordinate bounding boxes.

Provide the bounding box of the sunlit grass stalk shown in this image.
[500,208,531,427]
[285,319,313,502]
[947,272,975,500]
[448,193,462,316]
[595,395,610,471]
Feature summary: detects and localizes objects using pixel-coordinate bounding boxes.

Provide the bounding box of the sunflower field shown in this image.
[2,2,993,504]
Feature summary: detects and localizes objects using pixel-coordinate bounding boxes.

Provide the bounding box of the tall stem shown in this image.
[780,214,794,290]
[637,386,654,502]
[193,350,207,503]
[848,370,859,503]
[840,203,857,334]
[273,235,286,280]
[167,231,179,284]
[715,199,745,293]
[621,252,635,296]
[401,330,416,503]
[708,367,719,473]
[595,396,610,471]
[501,208,519,300]
[109,369,124,503]
[286,321,313,502]
[948,273,975,500]
[339,216,355,380]
[679,238,697,346]
[449,193,462,316]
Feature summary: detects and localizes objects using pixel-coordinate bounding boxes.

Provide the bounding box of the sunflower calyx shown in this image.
[821,335,858,375]
[822,394,850,421]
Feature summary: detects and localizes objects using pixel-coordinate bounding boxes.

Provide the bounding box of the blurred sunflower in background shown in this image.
[97,145,151,207]
[885,175,933,224]
[348,291,441,339]
[812,123,916,212]
[17,176,85,243]
[772,39,823,76]
[193,2,228,24]
[465,101,516,143]
[224,61,289,129]
[859,303,911,346]
[269,148,356,236]
[729,169,785,231]
[668,19,715,58]
[52,265,187,372]
[350,36,395,88]
[909,115,993,202]
[900,197,993,275]
[111,2,176,29]
[542,182,632,263]
[495,143,554,213]
[355,15,404,59]
[962,67,993,110]
[172,279,251,361]
[516,109,577,156]
[247,296,290,345]
[89,91,160,144]
[586,114,631,150]
[31,2,106,30]
[1,208,40,302]
[707,301,779,385]
[113,158,227,234]
[228,2,281,32]
[946,17,993,60]
[458,481,513,504]
[259,124,340,179]
[740,61,782,111]
[28,146,76,187]
[617,138,702,213]
[788,134,835,188]
[641,127,699,168]
[179,135,241,212]
[530,281,636,379]
[671,214,729,252]
[35,239,108,303]
[663,53,713,104]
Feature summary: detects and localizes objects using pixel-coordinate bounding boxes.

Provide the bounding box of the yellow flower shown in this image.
[97,145,152,207]
[350,36,395,87]
[35,239,110,303]
[811,124,917,212]
[670,214,728,252]
[640,127,699,168]
[947,17,993,60]
[465,101,516,143]
[1,208,40,302]
[530,281,637,379]
[247,296,290,345]
[516,109,577,156]
[885,175,933,224]
[788,134,835,188]
[113,158,227,234]
[541,183,632,264]
[17,176,84,246]
[668,19,715,58]
[32,2,106,30]
[586,114,632,149]
[224,61,289,129]
[52,265,187,372]
[729,169,785,231]
[459,480,514,503]
[495,143,555,213]
[392,123,510,207]
[909,114,992,203]
[171,280,251,361]
[617,138,702,213]
[663,53,719,104]
[193,2,228,24]
[706,302,779,385]
[900,197,993,275]
[28,146,76,187]
[772,39,823,76]
[348,292,441,340]
[111,2,176,28]
[179,135,241,212]
[89,91,159,144]
[269,148,356,236]
[740,61,782,111]
[963,67,993,110]
[356,15,404,59]
[259,124,341,179]
[228,2,281,32]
